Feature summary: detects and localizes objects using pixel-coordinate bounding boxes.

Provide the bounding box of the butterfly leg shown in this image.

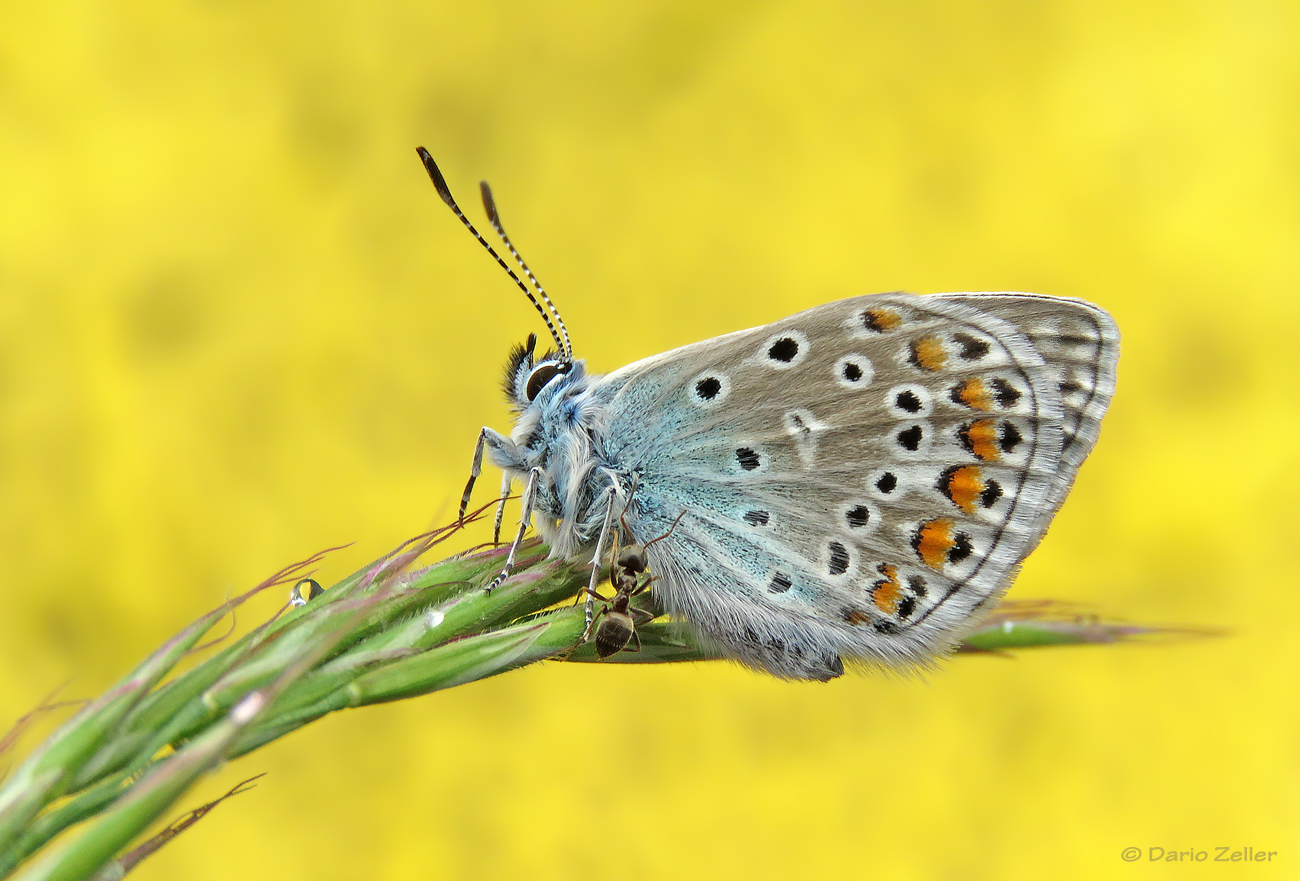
[581,485,618,642]
[485,466,540,593]
[458,429,488,524]
[460,427,523,546]
[459,427,516,523]
[492,472,511,544]
[573,504,620,608]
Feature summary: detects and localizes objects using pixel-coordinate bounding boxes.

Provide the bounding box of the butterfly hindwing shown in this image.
[933,292,1120,520]
[594,292,1118,679]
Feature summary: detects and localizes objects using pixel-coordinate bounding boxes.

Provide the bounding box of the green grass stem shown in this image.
[0,515,1196,880]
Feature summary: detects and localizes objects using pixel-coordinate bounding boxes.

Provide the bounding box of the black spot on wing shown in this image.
[895,390,922,413]
[948,533,974,563]
[828,542,850,575]
[953,332,990,360]
[768,337,799,362]
[897,425,923,451]
[980,480,1003,508]
[991,378,1021,407]
[999,423,1023,453]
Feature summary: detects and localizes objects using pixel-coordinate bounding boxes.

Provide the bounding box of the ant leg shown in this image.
[583,586,613,603]
[629,607,656,625]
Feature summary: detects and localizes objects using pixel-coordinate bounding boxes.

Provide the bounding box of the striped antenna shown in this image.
[416,147,569,359]
[479,180,572,359]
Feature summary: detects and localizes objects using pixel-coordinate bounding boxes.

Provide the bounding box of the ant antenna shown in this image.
[416,148,569,360]
[644,510,688,551]
[616,472,686,551]
[479,181,572,360]
[617,472,642,539]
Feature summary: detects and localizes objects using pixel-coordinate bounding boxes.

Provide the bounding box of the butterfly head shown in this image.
[502,332,579,412]
[417,148,578,406]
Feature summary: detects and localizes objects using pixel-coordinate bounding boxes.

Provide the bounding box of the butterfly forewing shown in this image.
[594,292,1118,679]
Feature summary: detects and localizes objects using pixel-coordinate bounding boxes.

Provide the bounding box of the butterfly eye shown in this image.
[525,363,567,401]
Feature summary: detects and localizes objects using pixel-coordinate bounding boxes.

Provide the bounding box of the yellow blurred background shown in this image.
[2,1,1297,878]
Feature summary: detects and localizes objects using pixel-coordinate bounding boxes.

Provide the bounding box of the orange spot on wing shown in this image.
[910,336,948,372]
[843,609,872,626]
[942,465,985,513]
[862,308,901,332]
[871,564,902,614]
[955,378,992,411]
[913,519,956,569]
[961,419,1001,462]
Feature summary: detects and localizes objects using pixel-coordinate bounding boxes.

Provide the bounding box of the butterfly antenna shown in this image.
[479,180,572,360]
[416,148,568,358]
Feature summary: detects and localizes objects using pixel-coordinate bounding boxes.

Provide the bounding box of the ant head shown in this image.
[616,545,648,575]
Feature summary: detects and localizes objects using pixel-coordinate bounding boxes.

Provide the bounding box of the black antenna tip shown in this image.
[415,147,456,209]
[479,180,501,224]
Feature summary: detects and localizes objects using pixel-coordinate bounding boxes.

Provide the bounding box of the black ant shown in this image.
[585,512,685,659]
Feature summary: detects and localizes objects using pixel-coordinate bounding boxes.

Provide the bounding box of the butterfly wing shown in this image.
[591,292,1119,680]
[934,292,1119,518]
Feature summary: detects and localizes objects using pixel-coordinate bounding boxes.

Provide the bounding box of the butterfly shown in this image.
[417,148,1120,681]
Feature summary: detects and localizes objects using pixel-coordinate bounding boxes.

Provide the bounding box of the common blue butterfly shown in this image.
[418,148,1119,681]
